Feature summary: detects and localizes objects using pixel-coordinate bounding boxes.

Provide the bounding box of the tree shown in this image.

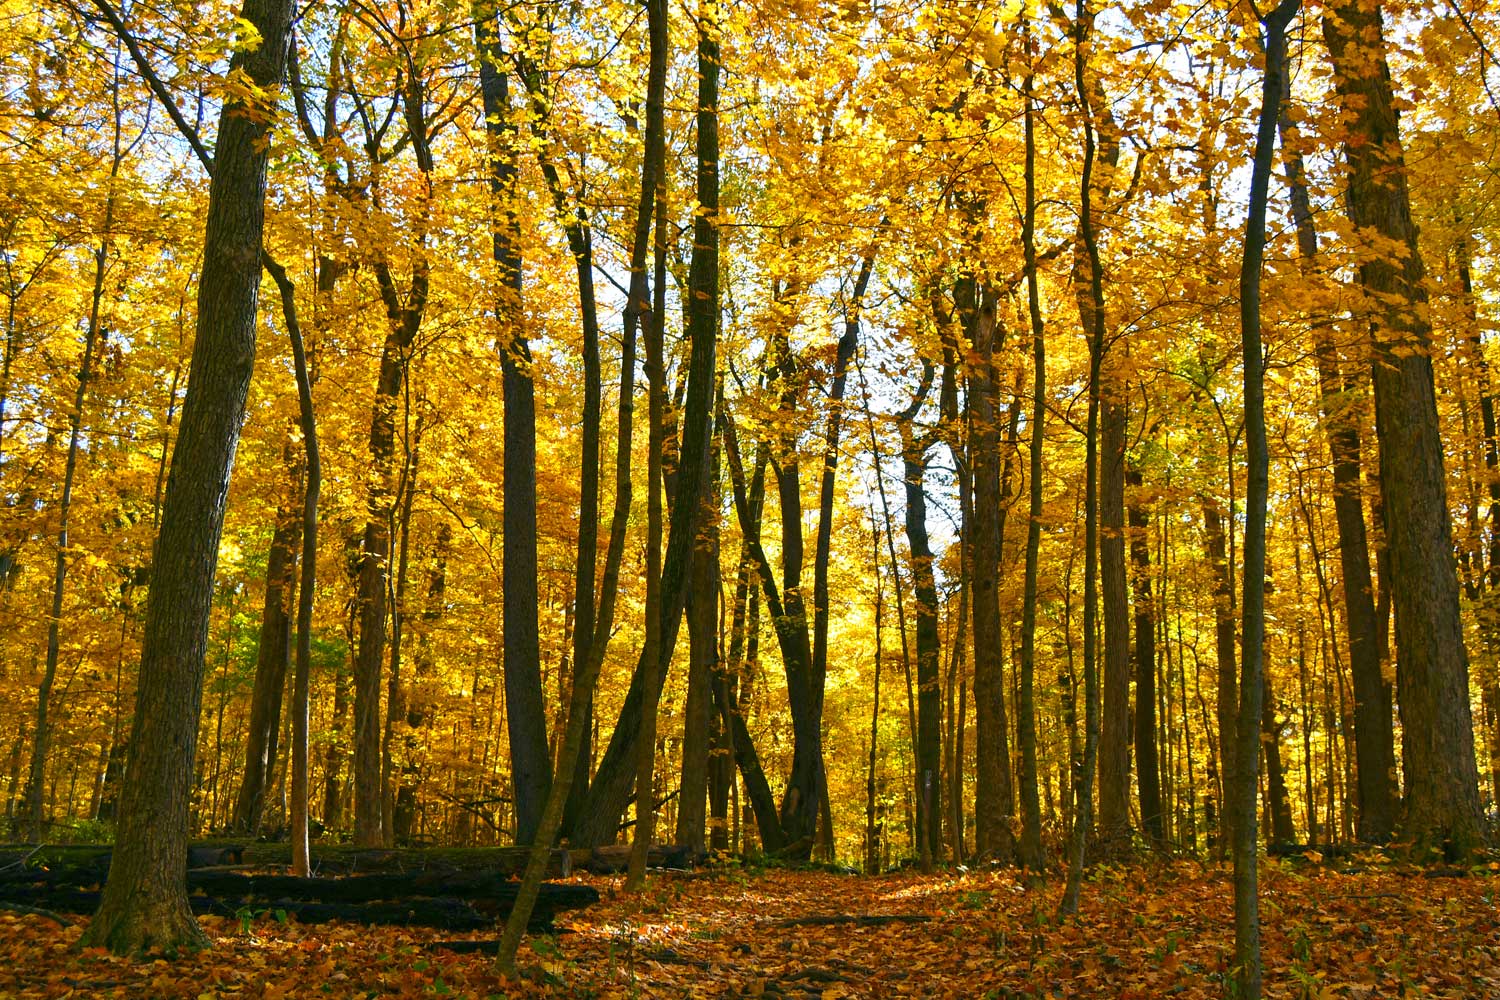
[79,0,296,953]
[1231,4,1299,995]
[1323,0,1484,854]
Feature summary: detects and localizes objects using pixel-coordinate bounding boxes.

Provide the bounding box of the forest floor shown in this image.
[0,859,1497,998]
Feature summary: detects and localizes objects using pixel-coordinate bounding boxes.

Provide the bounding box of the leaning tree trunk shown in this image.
[80,0,296,954]
[576,0,720,857]
[1323,0,1484,854]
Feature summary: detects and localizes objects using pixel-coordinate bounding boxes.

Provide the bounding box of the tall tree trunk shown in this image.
[1278,76,1397,844]
[1323,0,1483,854]
[262,253,320,878]
[1127,467,1164,847]
[1062,0,1105,915]
[626,173,670,891]
[80,0,296,953]
[1231,6,1296,993]
[1203,499,1238,853]
[1261,672,1297,844]
[1017,48,1047,873]
[475,14,550,846]
[967,280,1016,865]
[676,432,720,856]
[233,436,301,835]
[1097,391,1130,854]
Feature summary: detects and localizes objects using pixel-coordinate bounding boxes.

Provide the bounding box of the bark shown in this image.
[80,0,295,953]
[517,60,605,842]
[1323,0,1484,854]
[1261,673,1297,844]
[895,371,942,868]
[865,517,885,875]
[1203,499,1238,852]
[350,56,436,849]
[1062,0,1105,915]
[966,280,1016,865]
[233,437,301,835]
[262,254,320,878]
[1231,7,1296,992]
[1127,468,1164,847]
[570,0,717,864]
[1278,76,1397,844]
[475,16,550,846]
[1017,52,1047,872]
[717,436,786,852]
[1097,393,1130,853]
[676,436,720,856]
[625,172,669,892]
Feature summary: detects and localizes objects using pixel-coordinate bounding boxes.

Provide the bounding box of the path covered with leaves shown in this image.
[1,861,1498,998]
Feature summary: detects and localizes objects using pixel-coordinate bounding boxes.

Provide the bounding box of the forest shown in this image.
[1,0,1499,994]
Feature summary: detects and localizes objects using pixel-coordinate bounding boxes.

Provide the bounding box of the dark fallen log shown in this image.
[181,870,600,909]
[764,914,930,928]
[0,843,572,885]
[237,844,573,878]
[584,844,695,874]
[0,881,596,931]
[0,843,247,883]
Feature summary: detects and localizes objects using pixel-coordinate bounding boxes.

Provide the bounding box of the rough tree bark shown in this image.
[966,279,1016,865]
[80,0,296,953]
[1323,0,1484,854]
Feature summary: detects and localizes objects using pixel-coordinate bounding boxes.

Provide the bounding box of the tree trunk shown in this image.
[1097,392,1130,855]
[1278,77,1397,844]
[1231,7,1296,992]
[1261,672,1297,844]
[1017,50,1047,872]
[233,436,301,835]
[676,436,720,856]
[474,20,550,846]
[1323,0,1483,854]
[262,253,320,878]
[80,0,296,953]
[1127,468,1164,847]
[1203,499,1237,853]
[966,280,1016,865]
[1062,0,1105,915]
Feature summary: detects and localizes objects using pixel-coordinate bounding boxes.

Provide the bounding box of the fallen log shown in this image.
[0,880,597,931]
[0,843,573,884]
[181,871,599,908]
[584,844,695,874]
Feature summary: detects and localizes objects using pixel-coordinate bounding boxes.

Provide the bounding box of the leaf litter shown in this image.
[0,860,1497,998]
